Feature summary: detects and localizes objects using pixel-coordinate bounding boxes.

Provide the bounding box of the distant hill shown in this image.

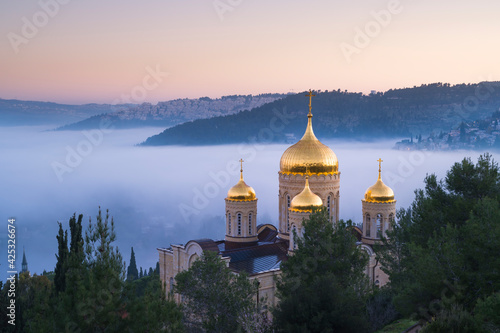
[0,99,122,126]
[55,94,286,131]
[140,82,500,146]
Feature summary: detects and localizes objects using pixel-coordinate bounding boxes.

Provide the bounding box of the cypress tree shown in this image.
[54,222,68,293]
[139,267,143,279]
[69,213,83,257]
[127,247,139,281]
[155,261,160,275]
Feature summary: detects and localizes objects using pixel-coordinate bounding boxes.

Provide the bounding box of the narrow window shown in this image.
[366,214,371,237]
[228,213,231,234]
[287,195,291,231]
[388,213,395,233]
[237,213,242,236]
[327,196,331,217]
[248,213,252,235]
[293,225,297,249]
[376,214,382,238]
[169,277,174,293]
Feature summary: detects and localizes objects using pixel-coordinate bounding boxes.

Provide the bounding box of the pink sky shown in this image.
[1,0,499,104]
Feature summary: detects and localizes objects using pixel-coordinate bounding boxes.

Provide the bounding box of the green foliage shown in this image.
[124,275,185,332]
[377,153,500,326]
[127,247,139,281]
[420,304,479,333]
[54,222,68,293]
[474,292,500,332]
[274,208,371,332]
[175,250,258,332]
[366,287,400,332]
[1,207,184,332]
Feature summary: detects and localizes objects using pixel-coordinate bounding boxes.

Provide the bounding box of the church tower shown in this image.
[362,159,396,245]
[21,247,28,273]
[278,90,340,240]
[225,159,258,244]
[288,176,323,252]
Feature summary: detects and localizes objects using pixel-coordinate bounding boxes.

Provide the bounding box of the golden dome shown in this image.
[280,90,338,174]
[364,159,395,203]
[227,160,256,201]
[290,177,323,212]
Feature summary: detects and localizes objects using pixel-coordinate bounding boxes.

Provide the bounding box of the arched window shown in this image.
[388,213,394,232]
[365,214,371,237]
[287,195,291,232]
[169,277,174,293]
[376,214,382,238]
[228,213,231,234]
[293,225,297,249]
[248,213,252,235]
[237,213,242,236]
[327,195,331,217]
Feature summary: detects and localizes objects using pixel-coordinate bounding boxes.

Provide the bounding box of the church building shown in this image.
[157,90,396,308]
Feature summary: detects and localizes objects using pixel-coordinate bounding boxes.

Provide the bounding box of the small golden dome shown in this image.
[364,159,395,203]
[290,177,323,212]
[280,90,338,174]
[227,160,256,201]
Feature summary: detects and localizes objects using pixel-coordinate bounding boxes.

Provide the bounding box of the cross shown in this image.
[239,158,244,173]
[305,89,315,116]
[377,158,383,179]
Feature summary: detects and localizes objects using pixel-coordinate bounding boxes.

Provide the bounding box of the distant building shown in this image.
[21,247,29,274]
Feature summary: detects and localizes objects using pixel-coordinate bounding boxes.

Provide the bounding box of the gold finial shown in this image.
[377,158,383,180]
[239,158,244,180]
[305,89,315,117]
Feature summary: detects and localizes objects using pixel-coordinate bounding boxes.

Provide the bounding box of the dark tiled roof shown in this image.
[223,241,288,276]
[189,239,220,252]
[352,226,362,242]
[258,226,279,242]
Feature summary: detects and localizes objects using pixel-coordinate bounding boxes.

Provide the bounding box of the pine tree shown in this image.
[69,213,84,257]
[274,208,370,332]
[127,247,139,281]
[139,267,143,278]
[175,251,257,332]
[54,222,68,293]
[155,261,160,275]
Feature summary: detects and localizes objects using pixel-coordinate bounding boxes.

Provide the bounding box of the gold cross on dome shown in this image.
[239,158,244,172]
[377,158,383,179]
[305,89,315,116]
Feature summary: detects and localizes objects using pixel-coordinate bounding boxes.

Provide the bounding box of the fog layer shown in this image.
[0,126,491,281]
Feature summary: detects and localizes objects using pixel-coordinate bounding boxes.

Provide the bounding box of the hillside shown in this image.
[0,99,121,126]
[55,94,286,130]
[141,82,500,146]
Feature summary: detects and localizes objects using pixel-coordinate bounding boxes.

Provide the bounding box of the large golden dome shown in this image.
[227,161,256,201]
[290,177,323,212]
[280,91,338,174]
[364,159,395,203]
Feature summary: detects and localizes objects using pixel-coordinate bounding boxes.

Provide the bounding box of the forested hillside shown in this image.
[142,82,500,146]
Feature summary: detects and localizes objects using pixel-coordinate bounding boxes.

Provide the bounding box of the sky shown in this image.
[1,0,500,104]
